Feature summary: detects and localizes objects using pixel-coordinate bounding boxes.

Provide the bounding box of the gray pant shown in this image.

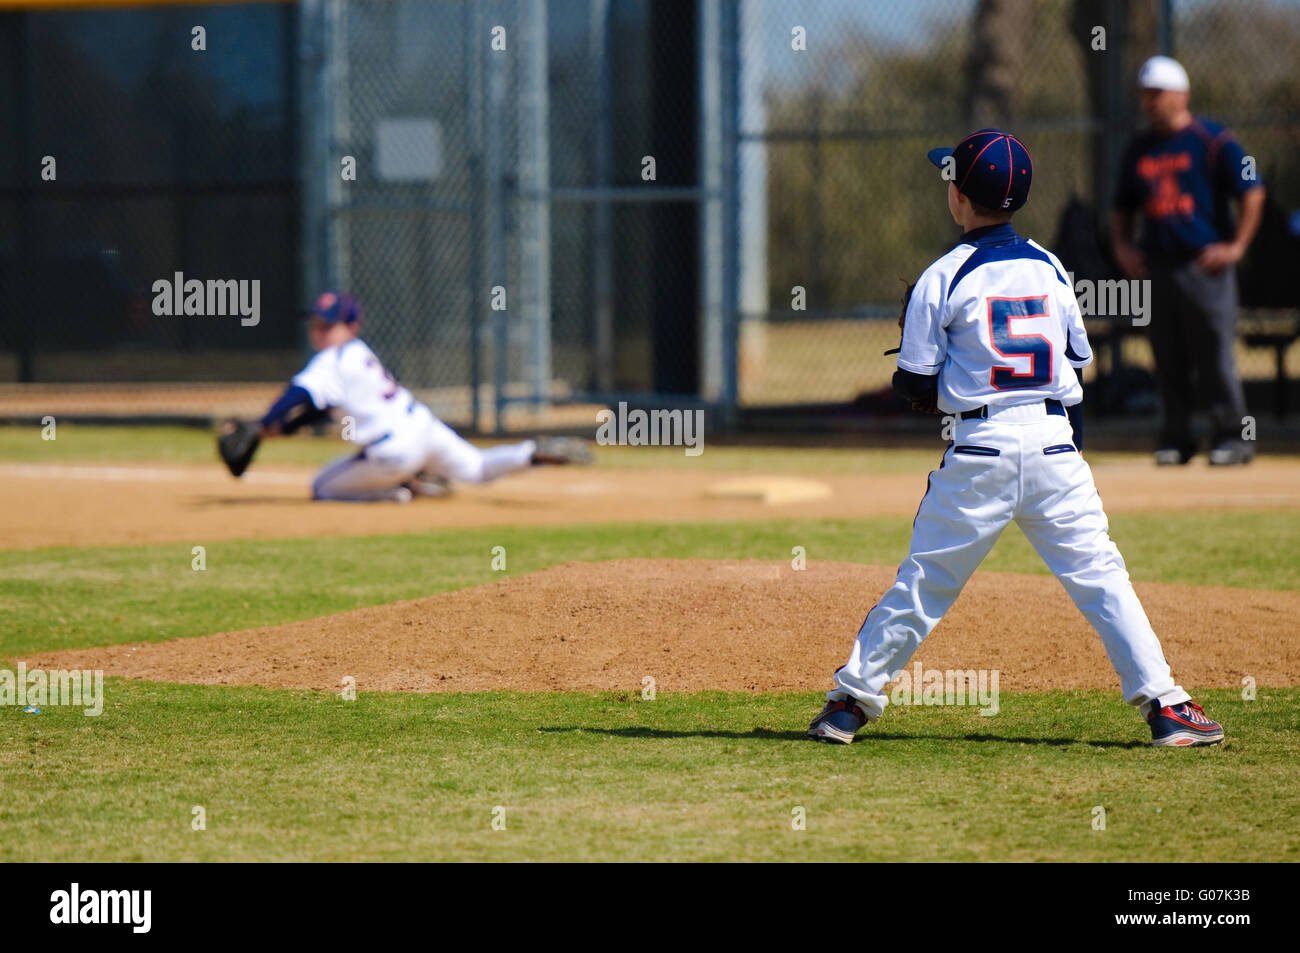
[1147,259,1247,450]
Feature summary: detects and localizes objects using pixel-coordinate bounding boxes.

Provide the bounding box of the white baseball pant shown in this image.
[831,400,1189,720]
[311,405,536,502]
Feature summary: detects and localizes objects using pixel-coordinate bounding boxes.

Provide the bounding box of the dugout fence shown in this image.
[2,0,1297,433]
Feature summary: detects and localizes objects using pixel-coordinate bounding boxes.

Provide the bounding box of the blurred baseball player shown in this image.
[1112,55,1265,466]
[808,130,1223,748]
[219,291,590,501]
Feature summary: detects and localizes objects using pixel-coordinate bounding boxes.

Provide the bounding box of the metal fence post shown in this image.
[701,0,742,426]
[325,0,349,293]
[467,0,485,431]
[299,0,326,350]
[736,0,767,418]
[486,8,508,433]
[16,12,35,382]
[720,0,741,426]
[591,0,615,395]
[521,0,552,412]
[699,0,725,406]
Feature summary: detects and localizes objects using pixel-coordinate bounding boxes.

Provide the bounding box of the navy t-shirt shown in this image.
[1113,117,1262,263]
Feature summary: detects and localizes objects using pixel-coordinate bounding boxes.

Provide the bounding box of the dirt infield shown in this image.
[0,382,608,432]
[27,559,1299,694]
[4,456,1299,549]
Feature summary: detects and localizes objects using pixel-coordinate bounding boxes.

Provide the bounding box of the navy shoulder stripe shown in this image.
[948,241,1070,301]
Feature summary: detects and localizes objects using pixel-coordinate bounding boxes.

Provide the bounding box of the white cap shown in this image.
[1137,55,1190,92]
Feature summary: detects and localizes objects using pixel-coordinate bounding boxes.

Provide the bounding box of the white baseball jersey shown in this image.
[292,338,418,447]
[896,224,1093,413]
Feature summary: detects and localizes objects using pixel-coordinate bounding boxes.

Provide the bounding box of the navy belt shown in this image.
[961,398,1064,421]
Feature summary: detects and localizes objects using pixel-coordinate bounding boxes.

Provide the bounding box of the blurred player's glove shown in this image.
[883,277,916,357]
[907,393,942,415]
[217,418,261,477]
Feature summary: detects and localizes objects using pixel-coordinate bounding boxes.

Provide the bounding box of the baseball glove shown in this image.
[885,277,942,415]
[217,418,261,477]
[532,435,594,466]
[883,277,915,356]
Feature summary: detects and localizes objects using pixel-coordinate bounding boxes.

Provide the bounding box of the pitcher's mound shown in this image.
[25,559,1299,694]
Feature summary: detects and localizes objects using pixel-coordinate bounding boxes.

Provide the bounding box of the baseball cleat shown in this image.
[1148,699,1224,747]
[1208,442,1254,466]
[807,698,869,744]
[531,436,594,466]
[403,472,453,498]
[1154,447,1194,466]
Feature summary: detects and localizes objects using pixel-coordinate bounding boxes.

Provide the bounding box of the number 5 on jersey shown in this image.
[987,295,1052,390]
[365,356,401,400]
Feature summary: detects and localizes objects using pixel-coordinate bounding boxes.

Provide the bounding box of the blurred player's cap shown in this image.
[311,290,361,325]
[1137,55,1190,92]
[926,128,1032,212]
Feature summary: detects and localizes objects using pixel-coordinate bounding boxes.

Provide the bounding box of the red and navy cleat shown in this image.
[1148,699,1224,747]
[807,698,869,744]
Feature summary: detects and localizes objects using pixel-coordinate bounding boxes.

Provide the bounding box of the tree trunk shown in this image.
[1070,0,1160,211]
[964,0,1033,127]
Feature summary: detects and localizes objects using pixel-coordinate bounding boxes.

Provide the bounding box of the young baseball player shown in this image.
[256,291,590,502]
[808,130,1224,748]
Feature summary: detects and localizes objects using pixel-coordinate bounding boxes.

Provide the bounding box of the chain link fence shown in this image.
[3,0,1298,430]
[306,0,718,430]
[737,0,1300,417]
[0,2,299,387]
[304,0,486,426]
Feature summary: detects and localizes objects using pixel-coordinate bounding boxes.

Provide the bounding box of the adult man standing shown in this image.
[1111,55,1266,466]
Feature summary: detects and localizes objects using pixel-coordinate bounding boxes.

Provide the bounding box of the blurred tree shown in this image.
[1070,0,1157,213]
[965,0,1033,127]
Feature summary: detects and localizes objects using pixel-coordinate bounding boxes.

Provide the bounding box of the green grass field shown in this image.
[2,426,1298,861]
[4,684,1296,862]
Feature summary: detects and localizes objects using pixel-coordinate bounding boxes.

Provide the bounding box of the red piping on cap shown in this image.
[1006,134,1033,175]
[958,134,1004,195]
[1002,137,1015,208]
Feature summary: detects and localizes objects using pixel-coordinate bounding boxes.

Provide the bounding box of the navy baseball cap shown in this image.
[311,290,361,325]
[927,129,1033,212]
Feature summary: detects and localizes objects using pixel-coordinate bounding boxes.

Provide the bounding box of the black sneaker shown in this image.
[1154,446,1195,466]
[404,472,453,498]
